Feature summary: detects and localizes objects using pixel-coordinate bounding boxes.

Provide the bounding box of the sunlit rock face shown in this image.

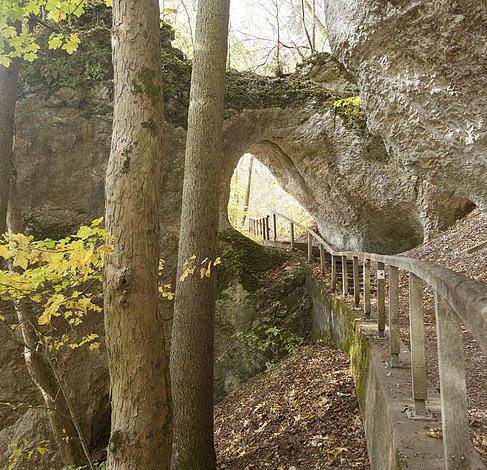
[14,54,472,258]
[322,0,487,211]
[220,105,471,254]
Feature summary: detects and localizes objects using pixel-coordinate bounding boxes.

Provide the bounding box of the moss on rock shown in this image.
[217,228,285,294]
[19,4,364,130]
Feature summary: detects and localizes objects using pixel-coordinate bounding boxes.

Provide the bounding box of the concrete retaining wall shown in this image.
[305,272,486,470]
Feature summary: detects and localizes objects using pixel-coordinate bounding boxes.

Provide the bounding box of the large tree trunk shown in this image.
[0,61,18,235]
[104,1,172,469]
[7,180,92,467]
[170,1,230,469]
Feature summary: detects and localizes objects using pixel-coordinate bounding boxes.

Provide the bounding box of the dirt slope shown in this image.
[215,345,369,469]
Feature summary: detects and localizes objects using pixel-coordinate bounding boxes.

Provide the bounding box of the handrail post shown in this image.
[341,255,348,296]
[389,266,401,366]
[261,218,266,241]
[377,261,386,337]
[290,222,295,250]
[435,291,471,469]
[409,273,428,416]
[363,259,371,319]
[272,213,277,241]
[266,215,271,241]
[307,233,312,262]
[331,255,337,292]
[319,245,325,274]
[353,256,360,307]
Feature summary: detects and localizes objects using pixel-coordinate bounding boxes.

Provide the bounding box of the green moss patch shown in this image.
[217,228,285,294]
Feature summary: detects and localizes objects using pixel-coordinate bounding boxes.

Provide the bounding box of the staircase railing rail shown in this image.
[248,210,487,470]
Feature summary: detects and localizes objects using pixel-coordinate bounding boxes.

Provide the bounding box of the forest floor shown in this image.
[215,345,369,470]
[214,208,486,469]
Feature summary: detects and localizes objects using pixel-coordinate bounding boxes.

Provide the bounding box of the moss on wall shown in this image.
[309,274,371,416]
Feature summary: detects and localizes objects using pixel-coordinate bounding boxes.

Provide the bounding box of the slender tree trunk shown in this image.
[0,61,19,236]
[240,155,254,227]
[180,0,195,49]
[274,0,282,75]
[301,0,313,51]
[7,178,93,467]
[312,0,316,50]
[304,0,326,42]
[104,1,172,469]
[170,1,230,468]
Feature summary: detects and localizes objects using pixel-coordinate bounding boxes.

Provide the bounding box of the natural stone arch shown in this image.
[220,107,471,254]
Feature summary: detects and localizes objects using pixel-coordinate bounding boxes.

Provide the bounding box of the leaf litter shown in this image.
[215,345,369,469]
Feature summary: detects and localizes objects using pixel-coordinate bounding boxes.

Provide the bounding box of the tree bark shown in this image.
[0,61,18,236]
[170,0,230,469]
[7,178,93,467]
[104,1,172,469]
[240,154,254,228]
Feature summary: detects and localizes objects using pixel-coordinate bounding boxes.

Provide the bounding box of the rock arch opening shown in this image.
[226,153,313,236]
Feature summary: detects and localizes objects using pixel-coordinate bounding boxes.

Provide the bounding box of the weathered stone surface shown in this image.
[220,105,471,253]
[15,53,472,256]
[322,0,487,211]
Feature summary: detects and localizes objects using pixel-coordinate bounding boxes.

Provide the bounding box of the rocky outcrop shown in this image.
[322,0,487,212]
[5,13,482,464]
[15,56,471,255]
[220,104,471,253]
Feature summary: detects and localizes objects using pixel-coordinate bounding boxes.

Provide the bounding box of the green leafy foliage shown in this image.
[233,320,305,369]
[6,438,49,470]
[0,218,111,350]
[0,0,112,65]
[19,3,113,89]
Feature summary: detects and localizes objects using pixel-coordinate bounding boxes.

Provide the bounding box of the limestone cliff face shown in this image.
[220,105,470,253]
[14,53,470,255]
[322,0,487,212]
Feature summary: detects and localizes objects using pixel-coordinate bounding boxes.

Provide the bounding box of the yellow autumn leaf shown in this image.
[63,34,81,54]
[0,55,12,68]
[0,245,11,259]
[39,294,65,325]
[97,244,114,255]
[11,233,30,246]
[13,251,29,270]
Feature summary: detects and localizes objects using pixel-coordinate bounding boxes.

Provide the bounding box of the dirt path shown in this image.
[215,345,369,469]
